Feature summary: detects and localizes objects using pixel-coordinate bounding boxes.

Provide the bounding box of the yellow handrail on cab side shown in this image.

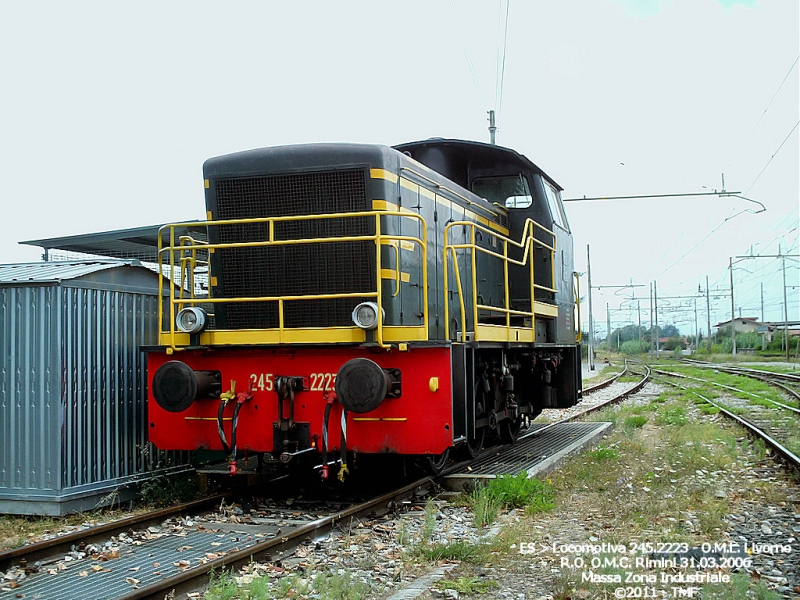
[443,218,557,342]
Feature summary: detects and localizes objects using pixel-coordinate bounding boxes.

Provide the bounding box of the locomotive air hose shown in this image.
[338,409,349,482]
[229,400,244,468]
[217,398,230,454]
[321,399,333,468]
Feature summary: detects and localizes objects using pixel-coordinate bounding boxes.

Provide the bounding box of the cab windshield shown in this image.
[472,175,532,208]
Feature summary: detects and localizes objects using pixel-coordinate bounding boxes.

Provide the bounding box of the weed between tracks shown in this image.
[660,365,800,457]
[206,568,371,600]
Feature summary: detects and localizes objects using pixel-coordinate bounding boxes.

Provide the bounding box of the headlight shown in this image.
[176,307,207,334]
[352,302,384,330]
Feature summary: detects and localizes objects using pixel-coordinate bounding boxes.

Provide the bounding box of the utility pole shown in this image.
[488,110,497,145]
[591,281,644,355]
[694,298,698,353]
[654,280,660,358]
[761,281,767,351]
[781,243,789,362]
[649,282,654,358]
[729,257,736,357]
[587,245,594,370]
[637,301,642,352]
[706,275,712,354]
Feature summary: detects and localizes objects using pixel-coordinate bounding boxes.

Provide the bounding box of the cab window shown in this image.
[543,181,569,230]
[472,175,532,209]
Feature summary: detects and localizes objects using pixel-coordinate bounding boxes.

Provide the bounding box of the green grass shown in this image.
[420,498,437,542]
[464,472,556,523]
[655,404,687,426]
[205,569,240,600]
[312,571,372,600]
[661,365,799,409]
[701,572,782,600]
[415,540,487,562]
[436,575,498,594]
[209,570,373,600]
[470,487,501,528]
[623,415,648,428]
[697,402,721,415]
[589,446,619,460]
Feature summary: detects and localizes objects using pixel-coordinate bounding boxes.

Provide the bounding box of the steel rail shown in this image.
[519,361,650,442]
[654,373,800,471]
[582,364,628,395]
[0,493,234,573]
[682,358,800,384]
[653,367,799,414]
[679,359,800,407]
[115,477,433,600]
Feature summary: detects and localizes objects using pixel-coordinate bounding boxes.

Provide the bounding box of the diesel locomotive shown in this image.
[147,138,582,478]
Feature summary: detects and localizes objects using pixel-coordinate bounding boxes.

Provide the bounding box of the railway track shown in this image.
[0,477,435,600]
[525,360,650,438]
[658,365,800,414]
[0,368,652,600]
[652,369,800,472]
[581,363,628,395]
[681,358,800,404]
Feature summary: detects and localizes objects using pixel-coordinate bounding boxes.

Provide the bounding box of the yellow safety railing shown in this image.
[157,210,427,351]
[177,235,208,304]
[443,218,556,343]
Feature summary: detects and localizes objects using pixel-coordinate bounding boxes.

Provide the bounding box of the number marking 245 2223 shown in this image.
[248,373,335,392]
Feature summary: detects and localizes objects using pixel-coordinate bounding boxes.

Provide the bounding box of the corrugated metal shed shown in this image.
[0,261,189,515]
[0,260,142,283]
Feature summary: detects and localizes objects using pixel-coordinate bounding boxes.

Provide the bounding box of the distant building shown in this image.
[714,317,764,333]
[714,317,776,341]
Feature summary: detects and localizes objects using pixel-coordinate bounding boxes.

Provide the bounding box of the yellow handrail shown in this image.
[443,218,557,342]
[157,210,427,351]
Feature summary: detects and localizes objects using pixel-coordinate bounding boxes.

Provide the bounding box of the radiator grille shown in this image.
[213,169,374,329]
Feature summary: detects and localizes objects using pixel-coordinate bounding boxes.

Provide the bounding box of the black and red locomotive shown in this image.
[147,139,582,478]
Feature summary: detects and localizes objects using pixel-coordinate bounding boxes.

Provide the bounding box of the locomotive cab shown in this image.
[394,139,575,345]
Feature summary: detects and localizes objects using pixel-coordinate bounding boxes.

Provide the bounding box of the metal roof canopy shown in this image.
[20,221,206,262]
[0,259,141,284]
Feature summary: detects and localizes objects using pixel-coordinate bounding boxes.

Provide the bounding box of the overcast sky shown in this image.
[1,0,797,335]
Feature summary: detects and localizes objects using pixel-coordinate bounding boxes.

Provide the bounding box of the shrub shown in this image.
[620,340,646,355]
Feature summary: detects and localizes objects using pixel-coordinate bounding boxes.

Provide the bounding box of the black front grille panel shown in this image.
[213,169,375,329]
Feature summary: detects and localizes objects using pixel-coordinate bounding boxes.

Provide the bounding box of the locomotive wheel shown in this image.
[458,426,486,460]
[499,417,521,444]
[425,448,451,475]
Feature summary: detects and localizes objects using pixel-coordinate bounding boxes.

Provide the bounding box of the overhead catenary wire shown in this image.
[744,120,800,196]
[494,0,511,119]
[727,55,800,170]
[447,0,486,109]
[630,61,800,285]
[646,132,797,280]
